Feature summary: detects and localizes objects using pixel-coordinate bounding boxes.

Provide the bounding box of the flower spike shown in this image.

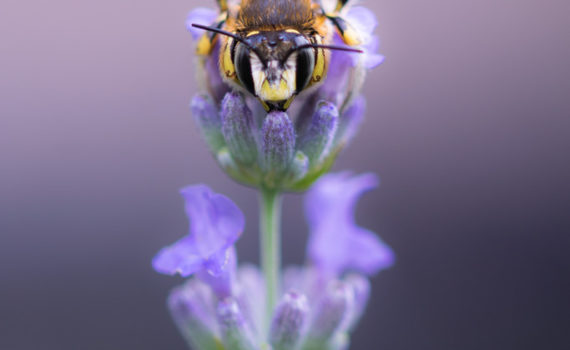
[154,2,391,349]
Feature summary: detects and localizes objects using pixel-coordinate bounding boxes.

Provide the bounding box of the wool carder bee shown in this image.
[193,0,365,111]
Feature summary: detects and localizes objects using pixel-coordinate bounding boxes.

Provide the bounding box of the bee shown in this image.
[192,0,364,111]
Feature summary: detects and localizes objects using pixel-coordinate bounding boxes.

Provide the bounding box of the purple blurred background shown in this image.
[1,0,569,349]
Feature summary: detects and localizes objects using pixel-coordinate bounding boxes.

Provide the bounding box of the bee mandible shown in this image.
[193,0,364,112]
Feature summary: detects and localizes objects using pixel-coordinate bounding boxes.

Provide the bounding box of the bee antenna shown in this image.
[298,43,363,54]
[284,43,363,61]
[191,23,267,64]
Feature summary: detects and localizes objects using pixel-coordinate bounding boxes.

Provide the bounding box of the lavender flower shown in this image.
[306,172,395,276]
[152,184,244,297]
[167,266,375,350]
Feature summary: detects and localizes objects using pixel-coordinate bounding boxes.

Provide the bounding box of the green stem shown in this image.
[259,188,281,327]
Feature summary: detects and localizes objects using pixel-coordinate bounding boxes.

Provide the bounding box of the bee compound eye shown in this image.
[234,44,256,96]
[295,47,315,93]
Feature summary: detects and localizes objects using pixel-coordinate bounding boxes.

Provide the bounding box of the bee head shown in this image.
[233,31,315,111]
[191,23,362,111]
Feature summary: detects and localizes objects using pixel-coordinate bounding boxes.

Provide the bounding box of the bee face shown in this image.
[233,31,315,111]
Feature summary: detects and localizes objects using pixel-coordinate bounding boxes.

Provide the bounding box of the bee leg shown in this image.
[217,0,228,12]
[334,0,350,13]
[197,33,216,56]
[327,15,361,46]
[324,0,362,46]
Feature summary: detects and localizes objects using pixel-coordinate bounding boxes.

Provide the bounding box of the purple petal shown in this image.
[182,184,245,258]
[153,184,244,291]
[343,227,395,275]
[335,96,366,148]
[345,6,378,42]
[198,247,237,299]
[306,172,394,276]
[305,172,378,228]
[186,8,218,39]
[364,52,385,69]
[152,236,203,277]
[338,7,384,69]
[362,36,385,69]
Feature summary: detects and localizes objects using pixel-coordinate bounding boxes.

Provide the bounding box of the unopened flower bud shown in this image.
[270,291,309,350]
[343,274,371,332]
[221,92,258,165]
[303,281,354,350]
[298,101,339,165]
[217,298,258,350]
[168,280,221,350]
[261,111,295,175]
[333,97,366,150]
[191,93,225,153]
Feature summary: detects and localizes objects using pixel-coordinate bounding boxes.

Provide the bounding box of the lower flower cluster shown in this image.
[153,173,394,350]
[170,265,370,350]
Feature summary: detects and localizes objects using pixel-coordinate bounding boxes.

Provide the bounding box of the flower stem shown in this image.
[260,188,281,327]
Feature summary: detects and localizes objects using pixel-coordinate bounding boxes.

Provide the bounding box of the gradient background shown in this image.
[1,0,569,349]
